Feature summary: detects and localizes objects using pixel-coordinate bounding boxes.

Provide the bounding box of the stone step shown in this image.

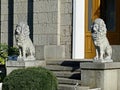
[46,60,91,66]
[58,78,81,85]
[46,60,80,66]
[46,65,80,72]
[46,60,92,90]
[88,88,101,90]
[58,84,89,90]
[54,71,80,79]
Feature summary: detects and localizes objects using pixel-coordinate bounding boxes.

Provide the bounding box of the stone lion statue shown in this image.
[15,22,35,61]
[91,18,113,62]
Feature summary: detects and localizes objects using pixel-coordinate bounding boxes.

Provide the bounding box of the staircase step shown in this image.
[58,78,81,85]
[88,88,101,90]
[46,65,80,72]
[46,60,92,90]
[47,60,79,66]
[58,84,89,90]
[46,59,91,64]
[54,71,80,79]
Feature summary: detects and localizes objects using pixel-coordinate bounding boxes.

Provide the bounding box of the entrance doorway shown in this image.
[85,0,120,59]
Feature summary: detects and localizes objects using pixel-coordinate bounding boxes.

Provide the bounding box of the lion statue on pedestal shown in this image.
[15,22,35,61]
[91,18,113,62]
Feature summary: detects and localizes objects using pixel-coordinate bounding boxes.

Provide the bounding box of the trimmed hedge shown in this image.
[2,67,58,90]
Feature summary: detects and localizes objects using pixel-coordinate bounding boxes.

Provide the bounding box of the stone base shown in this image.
[6,60,46,75]
[17,57,35,61]
[81,62,120,90]
[88,88,101,90]
[93,59,113,63]
[35,45,65,60]
[59,84,90,90]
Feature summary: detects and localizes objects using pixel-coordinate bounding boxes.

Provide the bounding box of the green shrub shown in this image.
[0,44,18,82]
[2,67,58,90]
[8,46,19,56]
[0,44,7,82]
[0,44,8,64]
[0,43,19,64]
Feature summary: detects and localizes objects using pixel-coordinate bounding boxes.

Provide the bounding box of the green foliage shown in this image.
[0,44,8,64]
[2,67,58,90]
[0,58,5,65]
[0,43,19,64]
[0,44,8,60]
[8,46,19,56]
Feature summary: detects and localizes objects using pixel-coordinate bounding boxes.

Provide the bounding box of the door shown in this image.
[101,0,120,45]
[85,0,120,59]
[85,0,100,58]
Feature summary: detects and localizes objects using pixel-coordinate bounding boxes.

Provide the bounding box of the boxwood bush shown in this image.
[2,67,58,90]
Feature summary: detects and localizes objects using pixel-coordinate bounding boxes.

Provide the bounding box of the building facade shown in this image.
[0,0,120,61]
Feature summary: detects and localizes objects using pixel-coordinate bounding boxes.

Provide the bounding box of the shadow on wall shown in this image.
[8,0,14,47]
[27,0,33,41]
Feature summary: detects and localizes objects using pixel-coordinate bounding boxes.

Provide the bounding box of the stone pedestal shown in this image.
[6,60,46,75]
[81,62,120,90]
[35,45,65,60]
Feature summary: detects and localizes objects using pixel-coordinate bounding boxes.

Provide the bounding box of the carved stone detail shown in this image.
[15,22,35,61]
[91,18,113,62]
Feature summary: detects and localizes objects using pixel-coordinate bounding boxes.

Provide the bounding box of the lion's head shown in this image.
[91,18,107,41]
[15,22,30,37]
[91,18,107,35]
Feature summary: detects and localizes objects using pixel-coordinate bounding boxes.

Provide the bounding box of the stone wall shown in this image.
[0,0,72,59]
[1,0,9,44]
[60,0,73,58]
[1,0,29,45]
[33,0,60,45]
[0,0,61,45]
[112,45,120,62]
[1,0,120,60]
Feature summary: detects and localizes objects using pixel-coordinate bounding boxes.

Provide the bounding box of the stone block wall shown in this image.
[112,45,120,62]
[1,0,28,45]
[33,0,60,45]
[0,0,73,59]
[0,0,61,44]
[60,0,73,58]
[1,0,9,44]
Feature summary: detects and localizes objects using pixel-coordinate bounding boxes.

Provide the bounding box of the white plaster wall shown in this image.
[72,0,85,59]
